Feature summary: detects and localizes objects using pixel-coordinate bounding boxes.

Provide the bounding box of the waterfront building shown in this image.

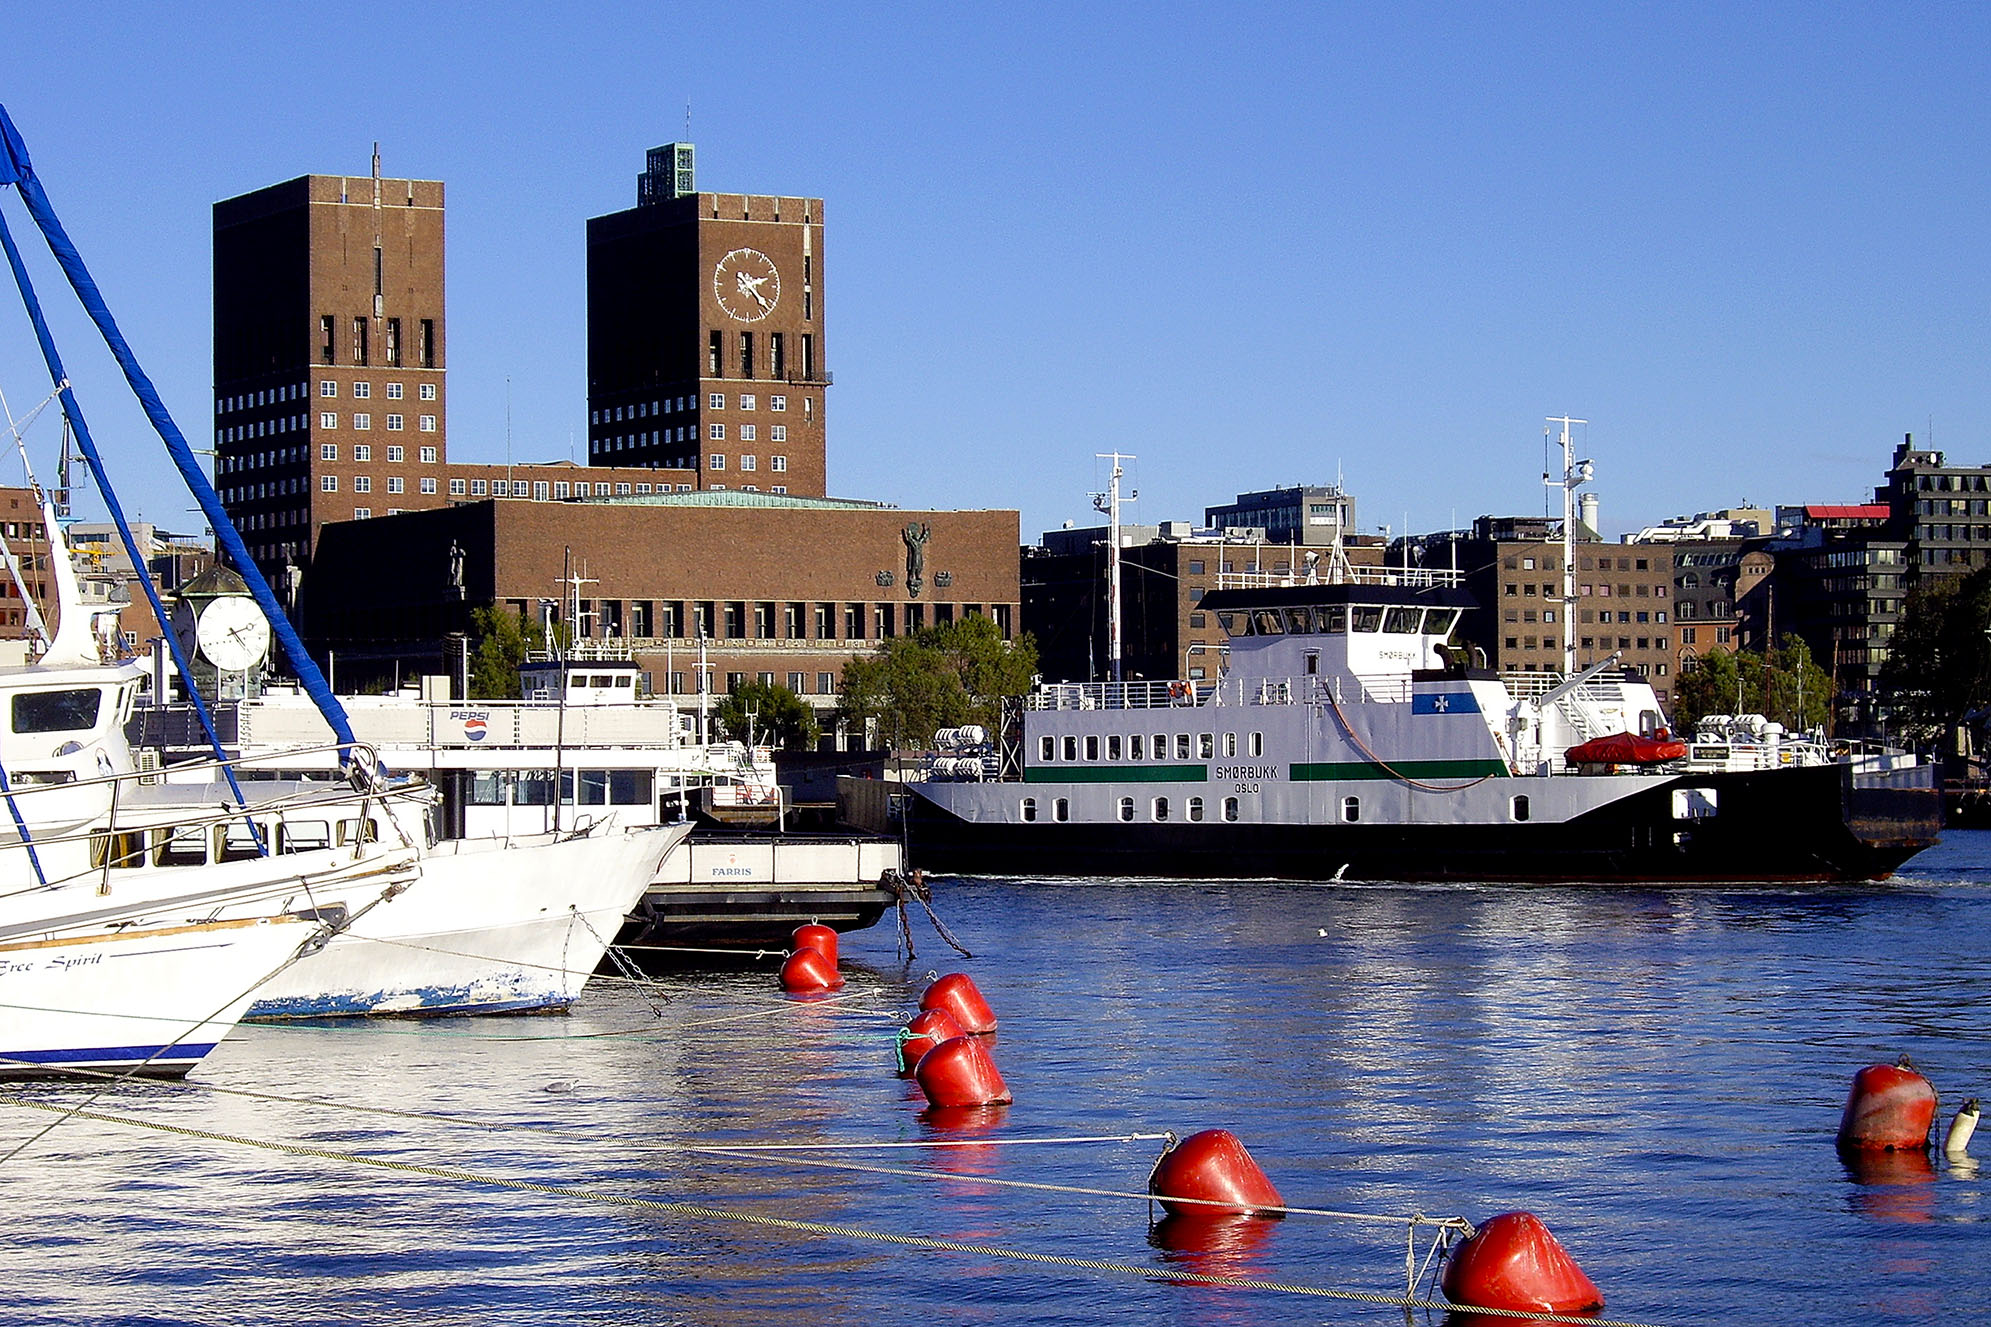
[586,145,828,496]
[1203,484,1357,547]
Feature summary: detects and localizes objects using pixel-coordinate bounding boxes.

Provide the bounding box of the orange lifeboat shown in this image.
[1565,731,1687,765]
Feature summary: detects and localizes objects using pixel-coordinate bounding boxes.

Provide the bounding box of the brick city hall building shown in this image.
[216,143,1019,704]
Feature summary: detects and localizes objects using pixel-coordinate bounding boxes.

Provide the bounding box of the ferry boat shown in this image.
[900,563,1941,883]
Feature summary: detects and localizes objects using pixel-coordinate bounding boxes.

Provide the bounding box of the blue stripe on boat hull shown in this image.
[0,1042,215,1079]
[246,987,575,1021]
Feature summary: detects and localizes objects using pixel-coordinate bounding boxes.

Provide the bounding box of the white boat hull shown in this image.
[246,823,690,1018]
[0,915,315,1078]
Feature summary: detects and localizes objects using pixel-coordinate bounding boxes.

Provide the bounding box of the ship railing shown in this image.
[1216,565,1464,591]
[527,641,634,663]
[1028,679,1209,711]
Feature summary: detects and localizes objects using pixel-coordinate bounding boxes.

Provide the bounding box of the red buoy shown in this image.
[914,1034,1011,1107]
[920,972,997,1034]
[792,923,839,965]
[1838,1056,1937,1151]
[1147,1129,1284,1219]
[779,946,843,992]
[897,1006,967,1075]
[1441,1211,1603,1316]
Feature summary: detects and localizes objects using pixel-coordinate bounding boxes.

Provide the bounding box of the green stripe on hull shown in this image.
[1290,760,1508,781]
[1024,764,1208,784]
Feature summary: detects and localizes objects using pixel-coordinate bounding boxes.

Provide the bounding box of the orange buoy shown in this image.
[914,1034,1011,1107]
[897,1006,967,1075]
[920,972,997,1034]
[1147,1129,1285,1219]
[792,923,839,965]
[1441,1211,1603,1316]
[779,945,843,992]
[1837,1055,1937,1151]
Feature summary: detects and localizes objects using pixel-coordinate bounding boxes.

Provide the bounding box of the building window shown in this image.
[449,478,465,496]
[386,446,403,463]
[708,332,723,376]
[320,412,338,429]
[353,476,371,493]
[420,446,437,463]
[419,319,436,368]
[385,382,403,400]
[320,443,337,460]
[354,507,370,519]
[320,316,336,365]
[321,475,337,492]
[471,479,487,496]
[419,382,436,401]
[709,392,725,411]
[386,414,403,431]
[741,425,757,442]
[740,332,755,378]
[770,394,786,411]
[710,454,726,470]
[352,381,370,400]
[419,415,436,432]
[353,413,371,430]
[319,380,337,398]
[709,424,725,441]
[386,477,403,494]
[385,319,401,366]
[420,477,437,494]
[740,454,757,471]
[353,444,371,461]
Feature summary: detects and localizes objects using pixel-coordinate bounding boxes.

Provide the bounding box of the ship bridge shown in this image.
[1200,568,1476,686]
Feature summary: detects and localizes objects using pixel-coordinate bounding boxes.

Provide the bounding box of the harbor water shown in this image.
[8,834,1991,1326]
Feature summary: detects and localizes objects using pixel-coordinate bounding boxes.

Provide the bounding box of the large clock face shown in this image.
[713,248,780,323]
[195,595,272,672]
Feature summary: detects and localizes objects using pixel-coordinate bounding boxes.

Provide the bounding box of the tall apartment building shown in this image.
[213,161,448,576]
[1879,434,1991,581]
[1203,485,1357,546]
[586,145,828,497]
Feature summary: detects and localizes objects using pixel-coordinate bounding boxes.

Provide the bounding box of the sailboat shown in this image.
[0,104,688,1019]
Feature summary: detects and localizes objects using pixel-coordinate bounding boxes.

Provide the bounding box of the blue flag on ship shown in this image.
[1412,692,1481,715]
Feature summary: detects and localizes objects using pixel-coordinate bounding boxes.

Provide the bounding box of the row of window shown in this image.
[219,414,305,443]
[317,380,438,402]
[509,598,1011,643]
[1039,731,1266,762]
[319,314,436,369]
[317,412,436,432]
[318,444,440,464]
[219,447,305,474]
[595,393,790,425]
[1023,793,1530,826]
[320,476,438,495]
[217,383,307,414]
[1506,582,1669,599]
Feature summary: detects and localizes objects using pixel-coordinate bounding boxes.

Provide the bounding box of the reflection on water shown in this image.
[3,835,1990,1324]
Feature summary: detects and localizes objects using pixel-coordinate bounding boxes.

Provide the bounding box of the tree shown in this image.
[467,605,531,699]
[837,616,1039,749]
[1880,566,1991,746]
[715,678,821,751]
[1671,634,1831,735]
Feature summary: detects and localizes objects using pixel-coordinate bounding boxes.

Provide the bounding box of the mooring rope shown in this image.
[1321,686,1502,793]
[0,1095,1673,1327]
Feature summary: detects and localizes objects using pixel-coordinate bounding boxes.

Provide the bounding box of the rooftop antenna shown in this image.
[685,101,693,137]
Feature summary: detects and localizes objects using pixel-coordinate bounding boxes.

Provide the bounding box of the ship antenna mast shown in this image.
[1091,452,1135,684]
[1546,415,1591,677]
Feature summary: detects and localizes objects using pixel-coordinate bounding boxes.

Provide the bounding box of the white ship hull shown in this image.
[0,915,314,1078]
[246,822,689,1018]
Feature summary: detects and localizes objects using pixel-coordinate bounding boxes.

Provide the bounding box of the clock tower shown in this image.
[585,146,827,497]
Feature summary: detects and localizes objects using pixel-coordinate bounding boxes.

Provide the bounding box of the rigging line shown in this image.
[0,1097,1670,1327]
[1321,684,1500,793]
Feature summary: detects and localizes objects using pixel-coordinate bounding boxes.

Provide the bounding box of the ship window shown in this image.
[1062,735,1078,761]
[1021,797,1037,822]
[1053,798,1070,822]
[278,821,332,853]
[1040,735,1055,761]
[1510,795,1531,823]
[1223,732,1237,757]
[1305,652,1319,675]
[1198,733,1214,758]
[1187,796,1205,822]
[1107,734,1122,760]
[1252,610,1284,634]
[513,772,556,806]
[1249,732,1264,757]
[152,825,208,867]
[1352,606,1384,632]
[1128,734,1144,760]
[216,821,266,863]
[1222,796,1240,822]
[1216,612,1238,634]
[1118,797,1135,822]
[1175,733,1191,760]
[1428,608,1460,636]
[1341,796,1361,823]
[470,771,506,805]
[1152,797,1169,821]
[336,818,382,845]
[1084,735,1099,761]
[1386,607,1422,633]
[92,830,147,870]
[12,687,102,734]
[611,771,653,805]
[1323,605,1347,632]
[1153,734,1166,760]
[575,771,610,805]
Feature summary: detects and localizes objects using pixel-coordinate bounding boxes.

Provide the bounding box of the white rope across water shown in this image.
[0,1094,1675,1327]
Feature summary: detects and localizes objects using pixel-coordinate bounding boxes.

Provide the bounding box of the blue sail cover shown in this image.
[0,102,363,763]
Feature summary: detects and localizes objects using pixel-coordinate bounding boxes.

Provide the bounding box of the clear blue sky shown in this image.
[1,4,1986,543]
